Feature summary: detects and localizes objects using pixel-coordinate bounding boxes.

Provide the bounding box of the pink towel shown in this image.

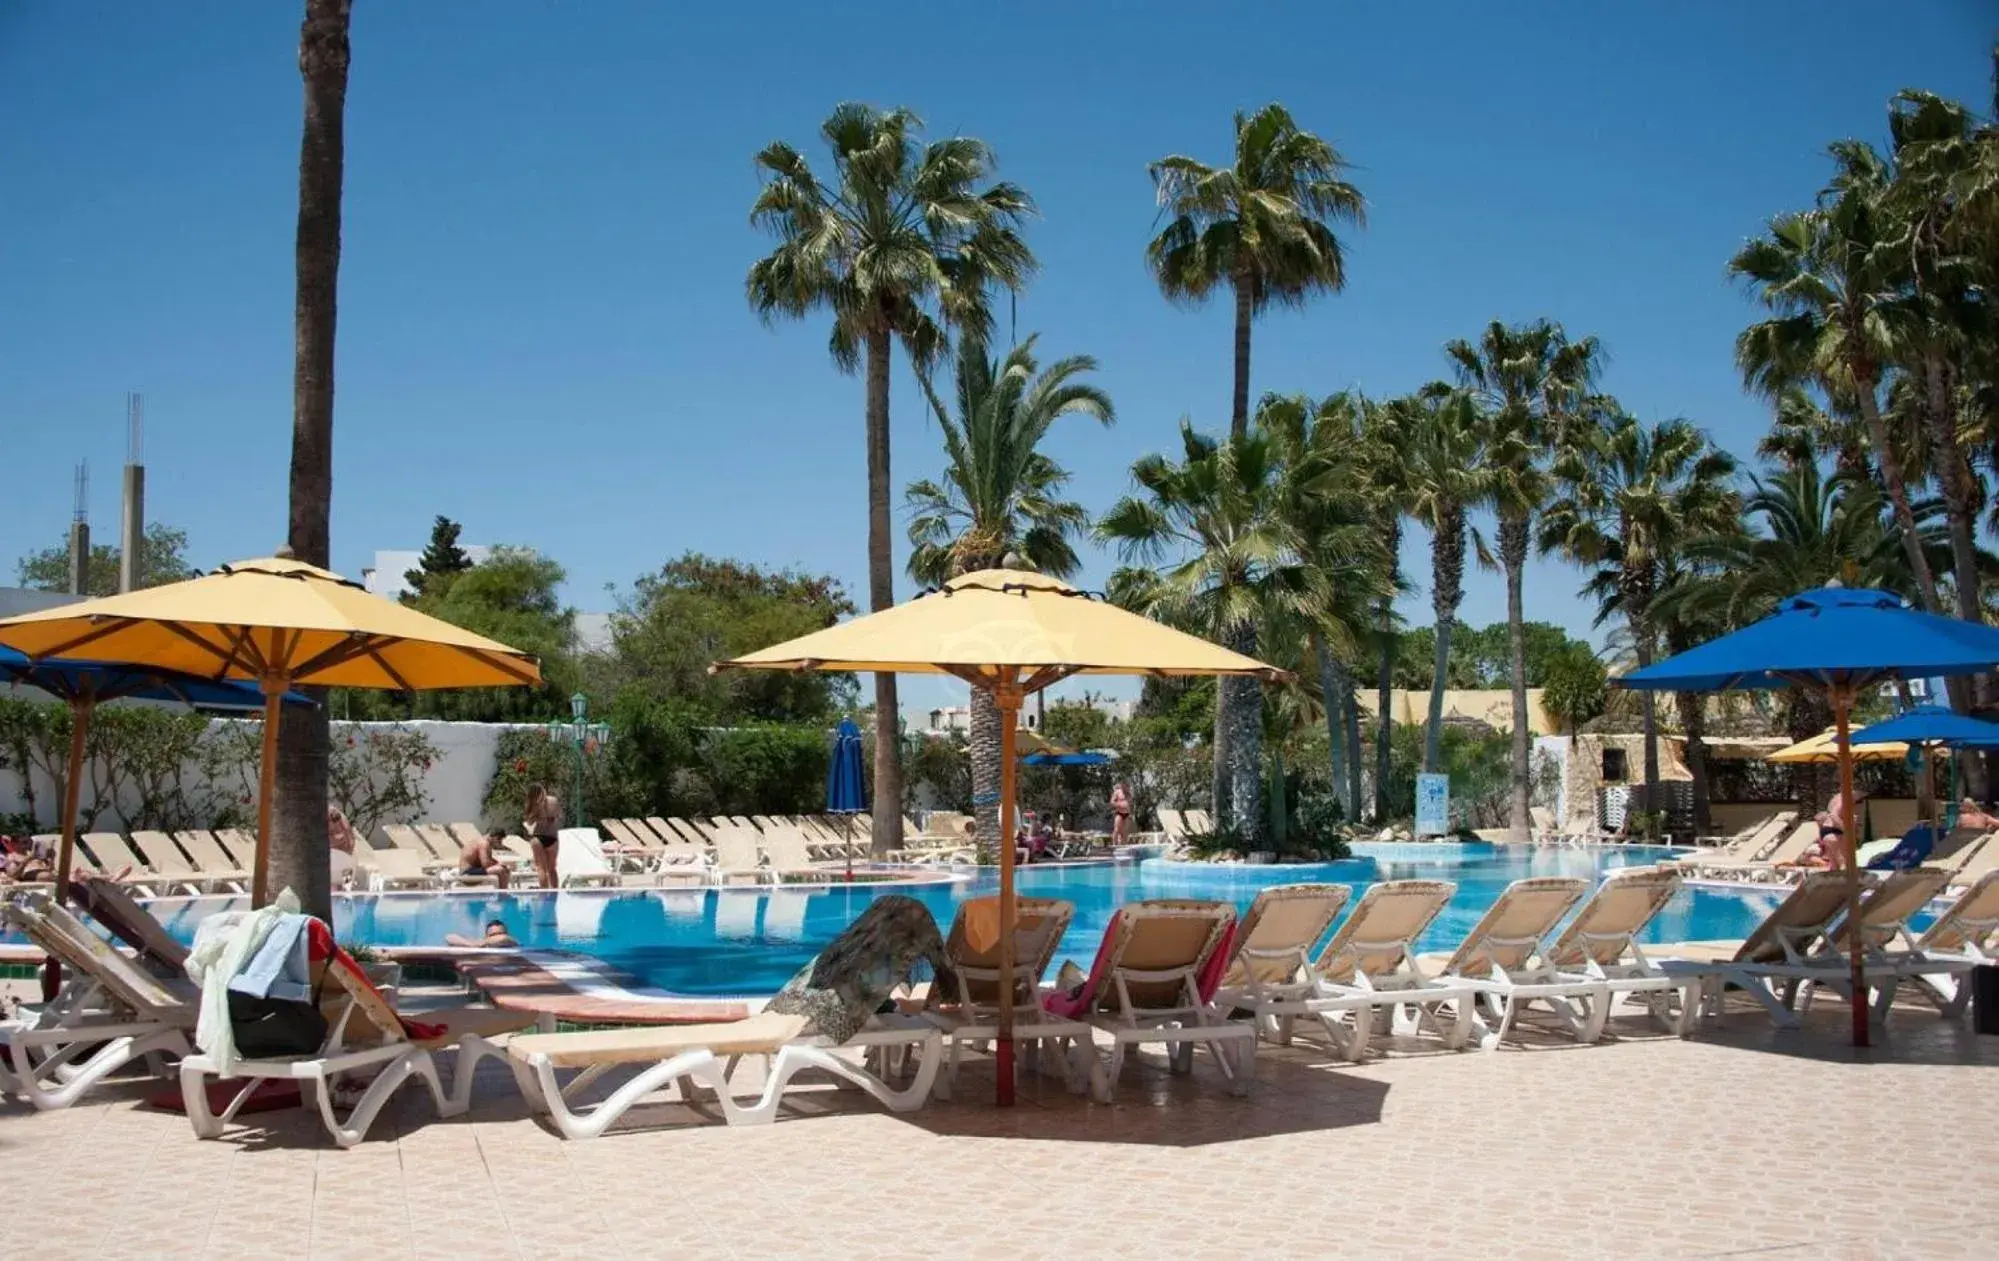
[1196,920,1236,1003]
[1042,910,1124,1020]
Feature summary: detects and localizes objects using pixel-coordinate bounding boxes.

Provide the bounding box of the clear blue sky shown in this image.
[2,2,1992,715]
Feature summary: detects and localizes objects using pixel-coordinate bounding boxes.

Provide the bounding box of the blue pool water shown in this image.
[117,844,1796,996]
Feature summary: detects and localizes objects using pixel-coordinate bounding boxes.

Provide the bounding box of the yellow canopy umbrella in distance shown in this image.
[715,567,1290,1106]
[1765,729,1911,764]
[0,554,543,904]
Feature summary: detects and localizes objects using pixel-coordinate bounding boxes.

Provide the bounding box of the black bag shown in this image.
[227,989,329,1058]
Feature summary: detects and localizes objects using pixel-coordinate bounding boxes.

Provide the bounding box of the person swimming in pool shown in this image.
[446,919,519,949]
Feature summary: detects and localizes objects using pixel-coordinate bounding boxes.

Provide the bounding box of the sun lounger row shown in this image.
[23,828,258,897]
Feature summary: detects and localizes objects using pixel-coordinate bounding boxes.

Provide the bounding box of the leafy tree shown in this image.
[906,332,1112,840]
[16,522,196,596]
[1393,621,1592,690]
[592,553,857,723]
[403,515,472,601]
[1147,103,1364,439]
[1448,318,1600,840]
[747,102,1034,856]
[1539,643,1607,737]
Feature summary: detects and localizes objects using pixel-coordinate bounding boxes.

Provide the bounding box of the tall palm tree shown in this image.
[906,334,1113,845]
[1355,397,1408,821]
[1147,104,1364,438]
[1394,387,1490,776]
[1258,392,1396,821]
[1446,319,1601,842]
[1541,411,1738,826]
[1729,193,1938,610]
[1098,423,1325,842]
[270,0,349,921]
[747,104,1035,855]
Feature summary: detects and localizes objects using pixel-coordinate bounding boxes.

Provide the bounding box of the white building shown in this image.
[921,695,1135,736]
[359,546,497,601]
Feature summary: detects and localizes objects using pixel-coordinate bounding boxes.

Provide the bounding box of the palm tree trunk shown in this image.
[1312,631,1347,819]
[1225,621,1263,844]
[1424,503,1464,775]
[1343,677,1363,821]
[1675,689,1711,838]
[1499,509,1532,844]
[968,687,1002,861]
[1922,355,1992,799]
[1373,598,1394,822]
[864,324,903,856]
[1230,276,1252,439]
[1855,375,1941,611]
[1210,691,1230,830]
[1632,612,1660,823]
[271,0,349,922]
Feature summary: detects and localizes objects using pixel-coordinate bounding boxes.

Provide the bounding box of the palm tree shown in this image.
[1098,423,1325,842]
[1147,104,1364,438]
[1729,192,1939,611]
[1446,319,1601,842]
[1394,387,1490,776]
[1355,397,1409,821]
[906,334,1113,846]
[1258,392,1396,822]
[747,104,1035,855]
[1541,411,1738,826]
[270,0,350,921]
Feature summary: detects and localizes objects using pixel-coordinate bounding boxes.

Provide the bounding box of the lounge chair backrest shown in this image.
[1221,883,1351,990]
[1733,871,1855,964]
[599,818,645,849]
[1157,808,1186,840]
[1313,879,1457,984]
[363,845,429,878]
[1530,805,1556,834]
[445,821,491,853]
[1948,835,1999,885]
[1754,821,1822,867]
[216,829,258,864]
[619,820,666,850]
[661,818,712,845]
[944,896,1076,1008]
[415,823,463,860]
[1738,811,1799,859]
[1085,900,1234,1014]
[38,833,102,874]
[1185,808,1214,834]
[131,830,196,876]
[760,828,818,870]
[71,875,189,972]
[1914,869,1999,954]
[1828,867,1950,952]
[175,829,245,874]
[83,832,150,874]
[380,824,436,857]
[711,828,762,871]
[1439,877,1588,977]
[923,812,972,839]
[1931,828,1991,870]
[2,894,184,1015]
[1545,867,1682,969]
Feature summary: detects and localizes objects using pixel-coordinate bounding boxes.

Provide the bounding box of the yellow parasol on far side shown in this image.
[0,554,542,903]
[1765,728,1910,764]
[716,567,1289,1106]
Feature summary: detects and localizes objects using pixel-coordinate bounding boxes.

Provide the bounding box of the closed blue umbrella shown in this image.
[1,645,314,894]
[826,718,866,878]
[1619,585,1999,1046]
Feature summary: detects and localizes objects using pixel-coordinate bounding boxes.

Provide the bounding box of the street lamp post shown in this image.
[547,691,611,827]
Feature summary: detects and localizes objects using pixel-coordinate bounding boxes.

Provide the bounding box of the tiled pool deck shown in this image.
[4,988,1995,1260]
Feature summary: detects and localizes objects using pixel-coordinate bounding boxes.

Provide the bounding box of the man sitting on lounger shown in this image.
[459,827,511,888]
[446,919,519,949]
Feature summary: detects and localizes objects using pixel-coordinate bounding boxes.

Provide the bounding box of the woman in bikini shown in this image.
[1109,782,1133,846]
[523,783,563,888]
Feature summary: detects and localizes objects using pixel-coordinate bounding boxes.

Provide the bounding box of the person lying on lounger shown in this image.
[459,827,511,888]
[1781,789,1865,871]
[446,919,519,949]
[0,851,52,884]
[765,895,959,1042]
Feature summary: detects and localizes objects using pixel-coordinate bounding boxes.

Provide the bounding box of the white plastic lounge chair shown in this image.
[760,828,832,883]
[1942,834,1999,892]
[710,827,773,885]
[1156,808,1188,844]
[1896,869,1999,1015]
[180,918,544,1147]
[70,874,189,975]
[1206,883,1352,1042]
[1433,876,1609,1047]
[1813,867,1965,1021]
[924,896,1096,1099]
[172,830,254,893]
[77,832,165,896]
[359,843,441,891]
[1184,808,1214,834]
[598,818,661,872]
[1676,813,1795,868]
[504,1010,943,1137]
[380,823,455,869]
[552,827,626,888]
[1044,899,1254,1101]
[130,830,240,896]
[1715,821,1823,882]
[1304,879,1478,1059]
[1542,866,1701,1035]
[0,894,194,1110]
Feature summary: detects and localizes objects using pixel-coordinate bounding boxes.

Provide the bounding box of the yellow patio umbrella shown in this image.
[1766,728,1910,764]
[0,554,542,903]
[715,567,1289,1105]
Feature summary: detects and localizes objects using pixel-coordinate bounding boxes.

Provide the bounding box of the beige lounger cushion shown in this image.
[1314,880,1456,984]
[507,1011,812,1068]
[1221,883,1350,989]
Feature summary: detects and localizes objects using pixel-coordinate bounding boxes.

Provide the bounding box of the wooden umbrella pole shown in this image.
[251,677,286,907]
[1833,688,1867,1050]
[53,695,93,898]
[994,678,1021,1107]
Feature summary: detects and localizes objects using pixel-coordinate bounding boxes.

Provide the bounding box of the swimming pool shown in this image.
[119,844,1797,996]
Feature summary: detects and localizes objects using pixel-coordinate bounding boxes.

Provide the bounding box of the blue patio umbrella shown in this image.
[1,645,313,891]
[1022,750,1112,766]
[825,718,866,877]
[1852,704,1999,840]
[1619,585,1999,1046]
